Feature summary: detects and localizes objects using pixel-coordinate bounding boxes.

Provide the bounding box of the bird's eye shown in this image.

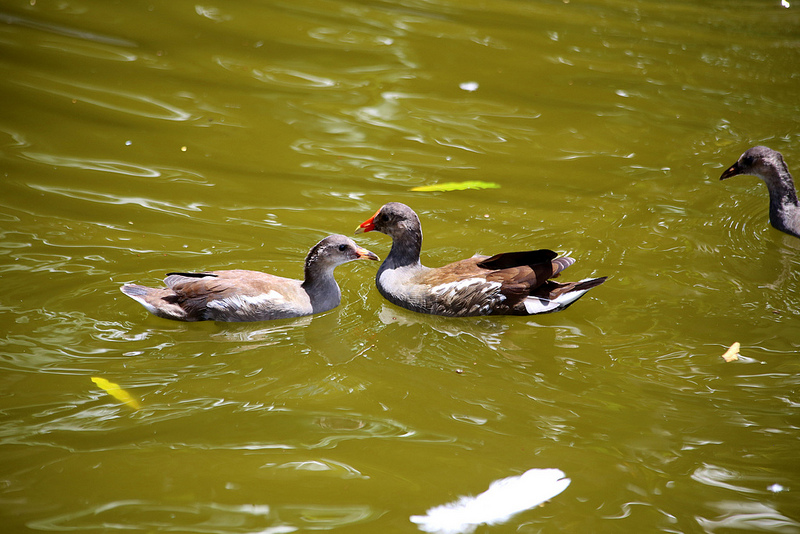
[338,244,348,251]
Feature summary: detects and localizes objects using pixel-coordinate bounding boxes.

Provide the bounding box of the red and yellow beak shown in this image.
[355,209,380,234]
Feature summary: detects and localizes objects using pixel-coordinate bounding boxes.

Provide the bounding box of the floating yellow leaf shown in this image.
[91,376,141,410]
[721,342,740,362]
[411,181,500,192]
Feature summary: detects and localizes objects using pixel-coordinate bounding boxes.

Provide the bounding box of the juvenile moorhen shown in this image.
[721,146,800,238]
[120,235,378,321]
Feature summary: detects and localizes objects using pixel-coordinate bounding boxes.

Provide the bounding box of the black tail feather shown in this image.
[165,272,218,278]
[573,276,607,291]
[477,249,557,270]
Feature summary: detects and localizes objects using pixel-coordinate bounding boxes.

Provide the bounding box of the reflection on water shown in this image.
[379,304,510,349]
[1,0,799,532]
[14,75,195,121]
[696,501,800,534]
[692,466,800,534]
[28,500,378,532]
[0,10,137,48]
[23,152,163,177]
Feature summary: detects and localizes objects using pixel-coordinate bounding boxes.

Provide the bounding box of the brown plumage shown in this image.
[355,202,606,317]
[120,235,378,322]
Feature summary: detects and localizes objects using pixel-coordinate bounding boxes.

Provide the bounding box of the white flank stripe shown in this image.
[431,278,491,295]
[247,290,286,305]
[207,291,286,312]
[410,468,570,534]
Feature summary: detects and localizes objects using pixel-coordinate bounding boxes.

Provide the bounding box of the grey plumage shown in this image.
[120,235,378,322]
[721,146,800,239]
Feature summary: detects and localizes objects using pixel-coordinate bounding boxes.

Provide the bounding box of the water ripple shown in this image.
[22,152,161,178]
[28,500,380,532]
[696,501,800,533]
[27,182,206,217]
[1,391,458,454]
[1,0,799,531]
[13,75,194,121]
[214,55,368,92]
[0,11,137,48]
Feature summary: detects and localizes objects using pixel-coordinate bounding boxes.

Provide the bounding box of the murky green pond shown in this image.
[2,0,799,532]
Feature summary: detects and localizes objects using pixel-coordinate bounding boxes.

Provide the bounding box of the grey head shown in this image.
[720,146,800,238]
[355,203,424,269]
[356,202,422,240]
[720,146,792,189]
[301,234,378,312]
[304,234,379,278]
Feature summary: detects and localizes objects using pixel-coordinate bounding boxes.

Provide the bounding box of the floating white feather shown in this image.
[410,468,570,534]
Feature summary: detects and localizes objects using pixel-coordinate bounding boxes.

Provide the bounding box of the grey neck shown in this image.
[302,267,341,312]
[383,226,423,271]
[766,167,800,235]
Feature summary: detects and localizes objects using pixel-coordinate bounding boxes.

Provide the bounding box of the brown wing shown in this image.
[411,251,572,288]
[402,251,575,315]
[165,270,289,295]
[163,270,307,320]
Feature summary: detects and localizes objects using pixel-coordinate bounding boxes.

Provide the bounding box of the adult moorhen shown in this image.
[120,234,378,322]
[355,202,606,317]
[721,146,800,238]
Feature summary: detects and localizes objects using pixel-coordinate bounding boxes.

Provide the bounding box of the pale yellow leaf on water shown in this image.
[721,342,740,362]
[91,376,141,410]
[411,181,500,192]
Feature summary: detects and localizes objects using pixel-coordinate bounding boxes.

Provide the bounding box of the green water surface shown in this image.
[1,0,799,532]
